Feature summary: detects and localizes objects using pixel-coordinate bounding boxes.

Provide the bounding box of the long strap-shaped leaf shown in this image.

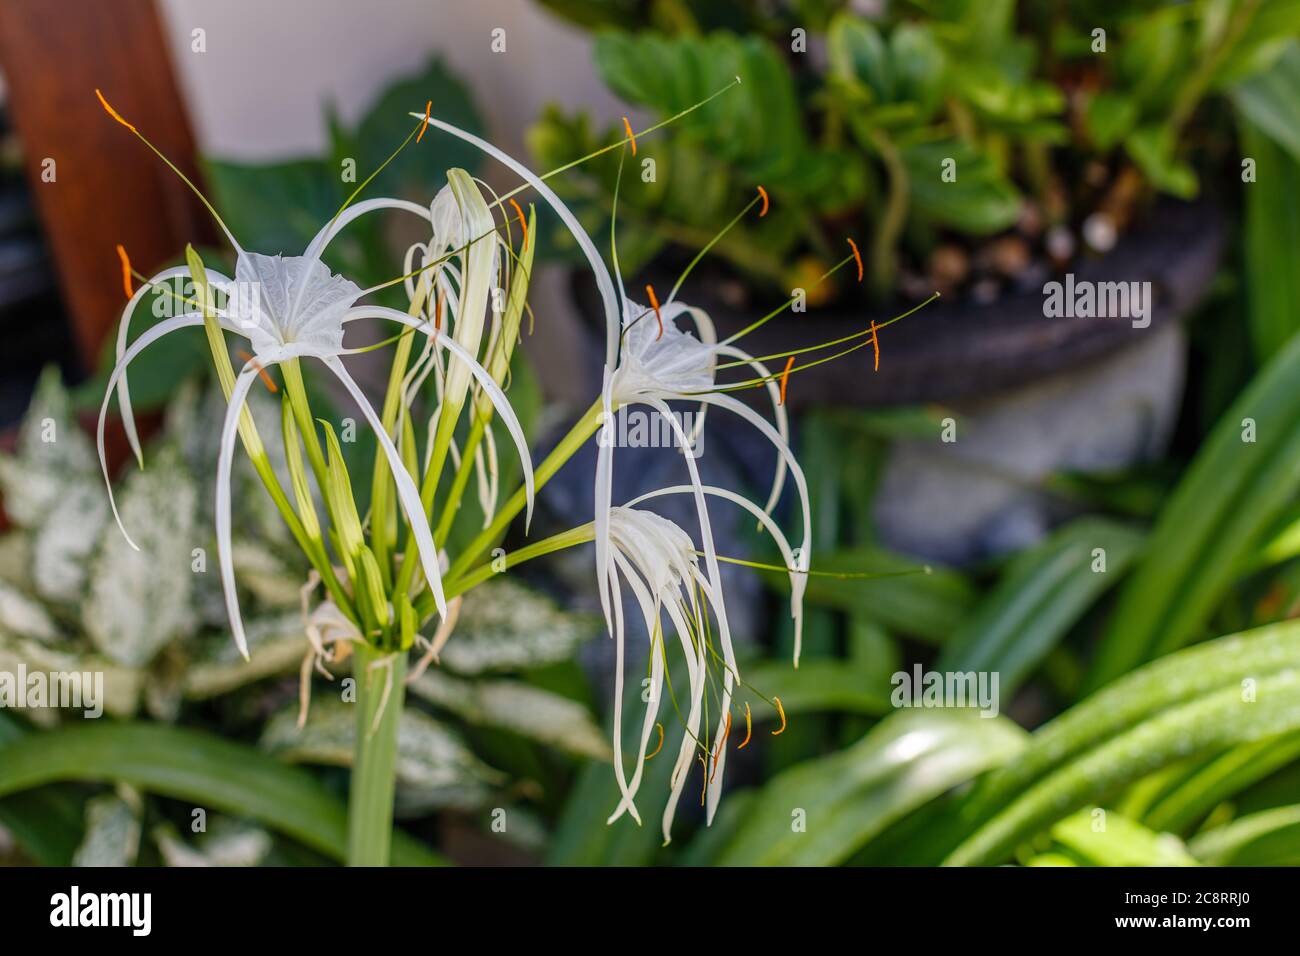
[945,621,1300,865]
[1087,329,1300,688]
[0,722,444,867]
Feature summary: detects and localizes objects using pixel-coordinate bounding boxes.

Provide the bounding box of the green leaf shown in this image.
[353,56,485,199]
[1088,330,1300,687]
[1050,808,1197,866]
[0,712,85,866]
[1138,732,1300,833]
[938,518,1143,693]
[0,722,444,865]
[1190,804,1300,865]
[716,710,1026,866]
[1124,125,1198,199]
[72,792,142,867]
[741,658,891,720]
[1084,91,1139,151]
[946,621,1300,865]
[1232,44,1300,162]
[438,577,599,675]
[902,139,1022,234]
[797,546,974,644]
[262,697,504,812]
[1240,117,1300,364]
[828,14,893,103]
[408,669,611,760]
[83,445,197,667]
[205,158,337,258]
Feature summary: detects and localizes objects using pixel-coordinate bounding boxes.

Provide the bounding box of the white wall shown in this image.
[158,0,624,163]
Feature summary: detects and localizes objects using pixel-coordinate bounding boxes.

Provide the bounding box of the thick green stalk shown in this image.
[347,643,407,866]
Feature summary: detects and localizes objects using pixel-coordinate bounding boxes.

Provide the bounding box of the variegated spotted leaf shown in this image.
[410,669,611,760]
[84,445,198,667]
[438,578,598,675]
[260,697,505,811]
[32,478,109,603]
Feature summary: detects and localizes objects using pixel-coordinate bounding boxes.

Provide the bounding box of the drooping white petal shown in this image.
[605,551,666,825]
[713,343,788,516]
[661,594,706,845]
[216,364,263,660]
[631,483,805,664]
[604,547,640,826]
[646,398,737,683]
[321,356,447,622]
[593,371,617,635]
[114,266,235,466]
[98,314,209,550]
[696,391,812,664]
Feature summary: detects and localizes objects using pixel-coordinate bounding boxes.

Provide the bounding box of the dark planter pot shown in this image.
[563,198,1225,566]
[570,198,1225,408]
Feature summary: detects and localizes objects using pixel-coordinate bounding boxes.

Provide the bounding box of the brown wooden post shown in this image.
[0,0,216,367]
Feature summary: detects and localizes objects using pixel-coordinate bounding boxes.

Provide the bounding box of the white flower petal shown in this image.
[98,314,209,551]
[216,364,262,660]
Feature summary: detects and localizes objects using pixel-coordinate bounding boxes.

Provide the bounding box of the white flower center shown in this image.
[231,252,363,360]
[607,506,698,601]
[610,300,715,402]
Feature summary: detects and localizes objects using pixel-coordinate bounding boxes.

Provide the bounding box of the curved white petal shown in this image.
[417,116,622,369]
[98,314,209,550]
[713,344,788,516]
[343,306,535,530]
[604,548,640,826]
[606,550,666,825]
[661,594,706,845]
[594,371,617,635]
[646,398,737,682]
[630,483,805,666]
[115,267,235,465]
[322,356,447,622]
[217,364,262,660]
[696,391,812,664]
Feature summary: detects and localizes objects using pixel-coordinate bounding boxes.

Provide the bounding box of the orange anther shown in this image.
[416,100,431,143]
[870,320,879,372]
[756,185,769,217]
[771,696,787,735]
[434,289,444,332]
[622,116,637,156]
[237,350,278,393]
[645,283,663,340]
[737,703,753,750]
[778,355,794,406]
[95,89,137,133]
[709,712,732,782]
[847,237,863,282]
[644,722,664,761]
[509,197,528,250]
[115,244,133,299]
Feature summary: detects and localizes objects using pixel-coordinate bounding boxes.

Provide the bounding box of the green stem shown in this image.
[347,643,407,867]
[434,413,489,548]
[443,400,604,587]
[870,130,909,297]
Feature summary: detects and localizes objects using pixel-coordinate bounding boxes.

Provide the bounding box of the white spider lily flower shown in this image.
[597,296,811,665]
[100,249,534,660]
[597,505,714,841]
